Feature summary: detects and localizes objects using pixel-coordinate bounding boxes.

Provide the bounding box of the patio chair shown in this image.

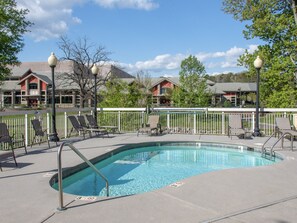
[275,117,297,150]
[77,115,109,138]
[0,123,27,171]
[228,114,248,139]
[68,116,91,139]
[137,115,161,136]
[85,114,99,128]
[31,119,58,149]
[275,117,297,136]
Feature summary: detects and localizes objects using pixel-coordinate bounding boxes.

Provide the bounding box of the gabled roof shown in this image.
[212,82,256,92]
[151,76,215,88]
[151,77,180,87]
[17,72,52,85]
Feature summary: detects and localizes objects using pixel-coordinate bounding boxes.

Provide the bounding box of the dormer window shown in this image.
[160,87,168,95]
[29,83,38,89]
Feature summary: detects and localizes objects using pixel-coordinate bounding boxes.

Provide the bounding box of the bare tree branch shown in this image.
[57,35,111,108]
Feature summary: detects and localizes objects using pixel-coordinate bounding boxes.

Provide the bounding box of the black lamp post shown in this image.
[253,56,263,137]
[48,52,59,142]
[91,64,99,124]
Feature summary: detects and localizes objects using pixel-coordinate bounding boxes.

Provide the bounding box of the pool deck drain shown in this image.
[1,133,297,223]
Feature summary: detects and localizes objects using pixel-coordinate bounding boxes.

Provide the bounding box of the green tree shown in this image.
[99,78,143,107]
[222,0,297,108]
[99,79,126,108]
[172,55,210,107]
[0,0,32,80]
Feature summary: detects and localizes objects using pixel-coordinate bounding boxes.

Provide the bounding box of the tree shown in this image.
[172,55,210,107]
[135,70,152,107]
[0,0,32,80]
[57,36,111,108]
[99,79,127,107]
[222,0,297,107]
[99,78,143,107]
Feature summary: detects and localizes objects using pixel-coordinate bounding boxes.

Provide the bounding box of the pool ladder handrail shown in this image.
[57,142,109,211]
[261,131,293,159]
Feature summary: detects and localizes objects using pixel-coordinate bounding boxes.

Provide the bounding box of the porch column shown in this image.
[72,91,76,107]
[11,90,15,106]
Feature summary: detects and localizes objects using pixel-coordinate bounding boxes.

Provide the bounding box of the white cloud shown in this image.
[16,0,83,41]
[94,0,159,10]
[16,0,158,41]
[120,46,256,76]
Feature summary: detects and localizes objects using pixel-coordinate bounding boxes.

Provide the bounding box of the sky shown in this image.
[16,0,260,77]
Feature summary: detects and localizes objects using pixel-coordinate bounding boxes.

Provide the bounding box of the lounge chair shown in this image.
[137,115,161,136]
[275,117,297,150]
[275,117,297,136]
[31,119,58,149]
[85,114,99,128]
[86,114,119,134]
[228,114,248,139]
[77,115,109,137]
[68,116,91,139]
[0,123,27,171]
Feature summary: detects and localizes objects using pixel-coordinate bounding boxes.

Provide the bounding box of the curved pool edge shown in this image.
[49,140,284,192]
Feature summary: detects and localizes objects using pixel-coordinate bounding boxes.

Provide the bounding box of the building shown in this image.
[0,61,134,108]
[150,77,256,107]
[0,62,256,108]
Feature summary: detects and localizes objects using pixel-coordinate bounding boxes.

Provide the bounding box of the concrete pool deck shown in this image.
[1,133,297,223]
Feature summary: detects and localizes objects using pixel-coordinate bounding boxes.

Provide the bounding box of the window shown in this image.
[29,83,38,89]
[62,96,73,103]
[160,87,168,95]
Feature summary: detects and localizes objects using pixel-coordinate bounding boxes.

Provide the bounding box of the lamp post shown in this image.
[91,64,99,124]
[237,87,241,107]
[253,56,263,137]
[48,52,59,142]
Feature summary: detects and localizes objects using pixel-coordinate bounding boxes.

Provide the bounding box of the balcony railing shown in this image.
[1,107,297,150]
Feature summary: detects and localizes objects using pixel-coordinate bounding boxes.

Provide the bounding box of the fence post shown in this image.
[64,112,68,138]
[47,112,50,134]
[222,112,225,135]
[167,111,170,129]
[252,112,255,132]
[193,112,196,134]
[25,114,28,147]
[118,111,121,132]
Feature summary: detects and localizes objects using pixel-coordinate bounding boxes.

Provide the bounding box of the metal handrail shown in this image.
[57,142,109,211]
[261,131,276,155]
[262,131,294,159]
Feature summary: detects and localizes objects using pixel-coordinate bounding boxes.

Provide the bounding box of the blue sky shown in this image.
[16,0,260,77]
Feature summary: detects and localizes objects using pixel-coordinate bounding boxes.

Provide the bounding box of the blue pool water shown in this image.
[52,143,280,197]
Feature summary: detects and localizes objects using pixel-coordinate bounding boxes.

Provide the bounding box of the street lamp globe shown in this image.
[91,64,99,75]
[254,56,263,69]
[48,52,58,67]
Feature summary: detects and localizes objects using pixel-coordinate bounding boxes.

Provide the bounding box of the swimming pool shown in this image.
[51,142,281,197]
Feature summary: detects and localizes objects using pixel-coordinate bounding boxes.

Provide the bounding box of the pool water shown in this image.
[52,143,280,197]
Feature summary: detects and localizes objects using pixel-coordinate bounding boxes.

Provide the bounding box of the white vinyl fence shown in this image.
[1,107,297,149]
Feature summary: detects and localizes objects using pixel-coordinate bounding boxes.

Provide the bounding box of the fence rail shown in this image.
[1,107,297,150]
